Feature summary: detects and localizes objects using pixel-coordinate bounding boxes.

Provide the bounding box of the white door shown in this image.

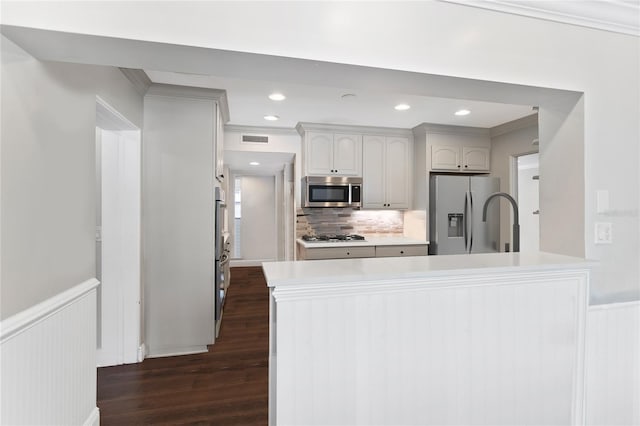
[96,98,142,367]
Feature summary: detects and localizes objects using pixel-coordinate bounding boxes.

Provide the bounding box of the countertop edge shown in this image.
[296,237,429,248]
[262,252,596,288]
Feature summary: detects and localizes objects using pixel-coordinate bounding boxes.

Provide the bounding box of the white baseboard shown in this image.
[84,407,100,426]
[230,259,275,267]
[146,346,208,358]
[137,343,146,362]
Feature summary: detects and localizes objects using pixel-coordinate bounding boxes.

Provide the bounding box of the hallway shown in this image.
[97,267,269,425]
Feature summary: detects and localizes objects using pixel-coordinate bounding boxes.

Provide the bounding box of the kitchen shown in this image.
[1,2,638,425]
[217,91,540,266]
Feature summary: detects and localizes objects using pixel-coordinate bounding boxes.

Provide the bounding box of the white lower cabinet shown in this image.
[299,246,375,260]
[375,245,428,257]
[298,243,428,260]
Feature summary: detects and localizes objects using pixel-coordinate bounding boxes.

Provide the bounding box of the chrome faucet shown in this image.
[482,192,520,252]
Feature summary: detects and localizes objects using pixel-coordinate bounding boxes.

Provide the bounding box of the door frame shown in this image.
[96,96,143,366]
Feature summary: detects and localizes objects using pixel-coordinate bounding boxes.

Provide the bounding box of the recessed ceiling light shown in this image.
[394,103,411,111]
[249,161,260,166]
[455,109,471,116]
[264,115,279,121]
[269,93,286,101]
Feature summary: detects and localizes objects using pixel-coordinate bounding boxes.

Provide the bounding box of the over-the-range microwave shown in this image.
[302,176,362,208]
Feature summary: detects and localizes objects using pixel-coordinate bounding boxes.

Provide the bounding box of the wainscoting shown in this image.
[268,266,590,425]
[586,300,640,425]
[0,279,100,425]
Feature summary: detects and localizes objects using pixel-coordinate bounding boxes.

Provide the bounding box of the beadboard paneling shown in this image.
[586,301,640,425]
[0,279,99,425]
[273,271,588,425]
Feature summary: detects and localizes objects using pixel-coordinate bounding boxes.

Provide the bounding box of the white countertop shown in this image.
[297,235,429,249]
[262,251,594,287]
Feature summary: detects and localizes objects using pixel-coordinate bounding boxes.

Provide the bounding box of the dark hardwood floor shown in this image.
[97,267,269,425]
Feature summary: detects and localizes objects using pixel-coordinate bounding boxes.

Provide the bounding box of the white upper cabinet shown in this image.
[431,145,461,171]
[304,131,362,176]
[306,132,334,175]
[363,135,411,209]
[428,125,491,173]
[431,144,490,172]
[333,133,362,176]
[462,146,490,171]
[362,135,386,207]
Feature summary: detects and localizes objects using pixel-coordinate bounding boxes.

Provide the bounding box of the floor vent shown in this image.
[242,134,269,144]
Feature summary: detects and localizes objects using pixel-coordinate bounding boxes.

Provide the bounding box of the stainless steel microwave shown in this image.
[302,176,362,208]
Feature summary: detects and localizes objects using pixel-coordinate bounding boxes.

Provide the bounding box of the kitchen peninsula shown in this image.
[263,251,593,426]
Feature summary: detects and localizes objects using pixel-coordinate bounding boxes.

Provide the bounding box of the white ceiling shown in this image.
[224,150,294,174]
[145,69,536,130]
[4,0,635,132]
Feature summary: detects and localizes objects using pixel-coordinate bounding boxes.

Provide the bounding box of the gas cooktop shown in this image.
[301,234,366,242]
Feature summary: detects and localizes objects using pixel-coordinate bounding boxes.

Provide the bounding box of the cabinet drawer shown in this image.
[303,246,375,260]
[375,245,428,257]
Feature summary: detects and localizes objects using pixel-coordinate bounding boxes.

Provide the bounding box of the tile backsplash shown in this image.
[296,208,404,237]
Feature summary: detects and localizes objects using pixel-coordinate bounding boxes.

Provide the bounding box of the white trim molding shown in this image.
[442,0,640,36]
[0,278,99,343]
[84,407,101,426]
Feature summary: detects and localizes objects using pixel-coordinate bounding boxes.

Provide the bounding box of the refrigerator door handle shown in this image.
[469,191,474,253]
[464,191,469,251]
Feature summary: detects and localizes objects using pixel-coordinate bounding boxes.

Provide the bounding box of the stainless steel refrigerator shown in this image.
[429,175,500,255]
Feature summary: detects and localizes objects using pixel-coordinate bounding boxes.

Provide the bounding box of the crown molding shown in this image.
[412,122,491,137]
[224,124,299,135]
[296,122,413,137]
[442,0,640,37]
[119,68,151,96]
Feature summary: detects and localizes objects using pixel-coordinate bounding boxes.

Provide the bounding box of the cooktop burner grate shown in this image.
[302,234,366,242]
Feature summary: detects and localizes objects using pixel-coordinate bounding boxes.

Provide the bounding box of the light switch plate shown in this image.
[596,190,609,214]
[595,222,612,244]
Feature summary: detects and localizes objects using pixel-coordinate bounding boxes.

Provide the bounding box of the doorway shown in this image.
[515,153,540,252]
[231,175,278,264]
[95,97,142,367]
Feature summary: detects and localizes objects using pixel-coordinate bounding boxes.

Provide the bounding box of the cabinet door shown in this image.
[462,146,490,171]
[333,133,362,176]
[431,145,460,170]
[302,246,375,260]
[362,135,386,208]
[375,245,428,257]
[306,132,334,175]
[385,137,410,209]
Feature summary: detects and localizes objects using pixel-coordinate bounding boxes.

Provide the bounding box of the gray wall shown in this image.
[490,116,539,252]
[0,36,143,319]
[142,89,217,356]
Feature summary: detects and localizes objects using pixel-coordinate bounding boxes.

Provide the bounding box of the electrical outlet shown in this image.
[594,222,612,244]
